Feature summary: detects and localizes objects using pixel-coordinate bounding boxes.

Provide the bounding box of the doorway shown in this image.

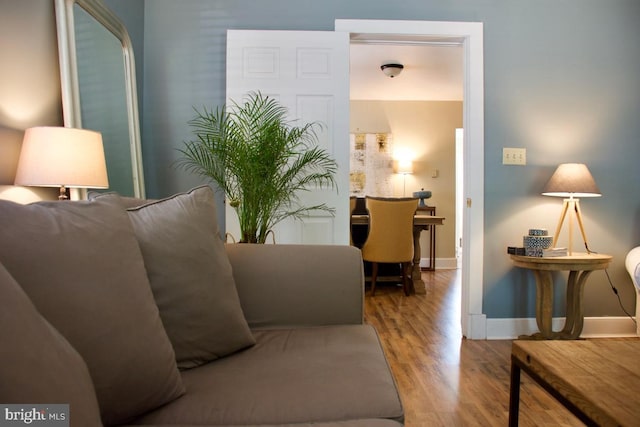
[349,43,463,268]
[336,19,486,339]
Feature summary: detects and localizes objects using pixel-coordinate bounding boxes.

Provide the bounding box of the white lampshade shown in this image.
[15,127,109,192]
[542,163,601,198]
[396,159,414,175]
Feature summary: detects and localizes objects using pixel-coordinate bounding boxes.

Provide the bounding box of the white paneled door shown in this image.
[226,30,350,245]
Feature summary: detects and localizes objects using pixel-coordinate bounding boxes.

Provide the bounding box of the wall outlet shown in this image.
[503,147,526,165]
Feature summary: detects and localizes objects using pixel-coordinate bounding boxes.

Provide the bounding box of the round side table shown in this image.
[510,253,612,340]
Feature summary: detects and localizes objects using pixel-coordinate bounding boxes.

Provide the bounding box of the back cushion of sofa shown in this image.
[0,262,103,427]
[126,186,255,369]
[87,190,153,208]
[0,197,184,425]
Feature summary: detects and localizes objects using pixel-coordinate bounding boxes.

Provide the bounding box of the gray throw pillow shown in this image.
[0,262,103,427]
[87,190,152,208]
[0,197,184,425]
[127,186,255,369]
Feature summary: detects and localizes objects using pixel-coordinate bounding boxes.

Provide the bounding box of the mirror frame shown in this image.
[55,0,145,198]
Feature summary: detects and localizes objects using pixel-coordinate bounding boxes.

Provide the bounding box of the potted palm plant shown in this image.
[178,92,338,243]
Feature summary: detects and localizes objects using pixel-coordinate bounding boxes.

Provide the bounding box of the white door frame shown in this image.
[335,19,486,339]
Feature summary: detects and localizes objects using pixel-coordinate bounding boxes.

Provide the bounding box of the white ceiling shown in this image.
[349,42,464,101]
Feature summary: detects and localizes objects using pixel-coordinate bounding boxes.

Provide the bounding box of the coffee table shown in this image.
[509,340,640,426]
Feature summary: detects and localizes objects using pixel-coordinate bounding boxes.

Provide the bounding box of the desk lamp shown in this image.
[14,127,109,200]
[542,163,601,255]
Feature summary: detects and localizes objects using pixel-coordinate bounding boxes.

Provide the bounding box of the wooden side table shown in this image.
[509,253,612,340]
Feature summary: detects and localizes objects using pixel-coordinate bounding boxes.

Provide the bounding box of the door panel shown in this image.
[226,30,350,245]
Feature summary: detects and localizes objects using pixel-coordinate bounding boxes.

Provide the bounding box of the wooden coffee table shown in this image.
[509,340,640,426]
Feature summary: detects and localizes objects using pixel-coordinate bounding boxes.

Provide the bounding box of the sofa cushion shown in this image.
[87,190,152,208]
[0,262,103,427]
[129,325,404,426]
[226,243,365,328]
[251,422,404,427]
[126,186,255,369]
[0,197,184,425]
[120,420,403,427]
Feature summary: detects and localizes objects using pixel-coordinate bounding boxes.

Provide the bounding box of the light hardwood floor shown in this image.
[364,269,588,427]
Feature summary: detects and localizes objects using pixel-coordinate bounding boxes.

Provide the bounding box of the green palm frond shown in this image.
[177,91,338,243]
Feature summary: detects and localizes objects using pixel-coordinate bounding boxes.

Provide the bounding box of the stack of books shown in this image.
[542,247,568,257]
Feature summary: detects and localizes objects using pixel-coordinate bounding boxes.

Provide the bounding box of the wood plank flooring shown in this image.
[364,269,591,427]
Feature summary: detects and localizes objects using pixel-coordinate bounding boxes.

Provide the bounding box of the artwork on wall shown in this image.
[349,133,394,197]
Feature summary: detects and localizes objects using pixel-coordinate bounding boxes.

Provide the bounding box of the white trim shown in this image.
[467,314,487,339]
[486,317,638,340]
[336,19,485,339]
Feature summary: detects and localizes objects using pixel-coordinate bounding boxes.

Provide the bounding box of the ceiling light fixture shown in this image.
[380,63,404,78]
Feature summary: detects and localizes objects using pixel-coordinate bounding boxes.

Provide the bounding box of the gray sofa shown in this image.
[0,186,403,427]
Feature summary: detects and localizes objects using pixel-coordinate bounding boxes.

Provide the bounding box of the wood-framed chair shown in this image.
[361,196,418,296]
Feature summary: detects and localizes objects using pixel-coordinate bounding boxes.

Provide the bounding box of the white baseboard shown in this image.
[486,316,638,340]
[420,257,458,270]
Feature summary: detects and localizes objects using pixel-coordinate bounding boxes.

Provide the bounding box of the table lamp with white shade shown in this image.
[542,163,601,255]
[14,126,109,200]
[396,158,413,197]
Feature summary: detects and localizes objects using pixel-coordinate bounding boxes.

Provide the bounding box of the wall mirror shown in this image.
[55,0,145,197]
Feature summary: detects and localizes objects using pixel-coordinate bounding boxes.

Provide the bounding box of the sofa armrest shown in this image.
[225,244,364,329]
[625,246,640,291]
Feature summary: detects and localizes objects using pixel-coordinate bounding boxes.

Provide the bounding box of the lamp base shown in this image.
[58,185,68,201]
[551,198,591,255]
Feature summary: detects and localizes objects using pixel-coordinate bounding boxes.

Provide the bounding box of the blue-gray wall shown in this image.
[109,0,640,321]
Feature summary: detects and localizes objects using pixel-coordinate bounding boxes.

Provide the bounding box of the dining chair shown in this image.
[361,196,418,296]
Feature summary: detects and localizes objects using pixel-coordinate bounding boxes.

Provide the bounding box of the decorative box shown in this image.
[523,229,553,257]
[528,228,548,236]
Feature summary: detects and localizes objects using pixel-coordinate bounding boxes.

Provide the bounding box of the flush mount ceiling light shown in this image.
[380,63,404,78]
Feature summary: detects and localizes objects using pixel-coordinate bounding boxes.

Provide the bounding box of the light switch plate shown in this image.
[503,147,526,165]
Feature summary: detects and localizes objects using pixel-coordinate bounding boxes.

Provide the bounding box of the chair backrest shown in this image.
[361,197,418,263]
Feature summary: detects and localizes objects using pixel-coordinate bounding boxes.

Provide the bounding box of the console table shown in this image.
[416,205,437,271]
[509,340,640,426]
[509,253,612,339]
